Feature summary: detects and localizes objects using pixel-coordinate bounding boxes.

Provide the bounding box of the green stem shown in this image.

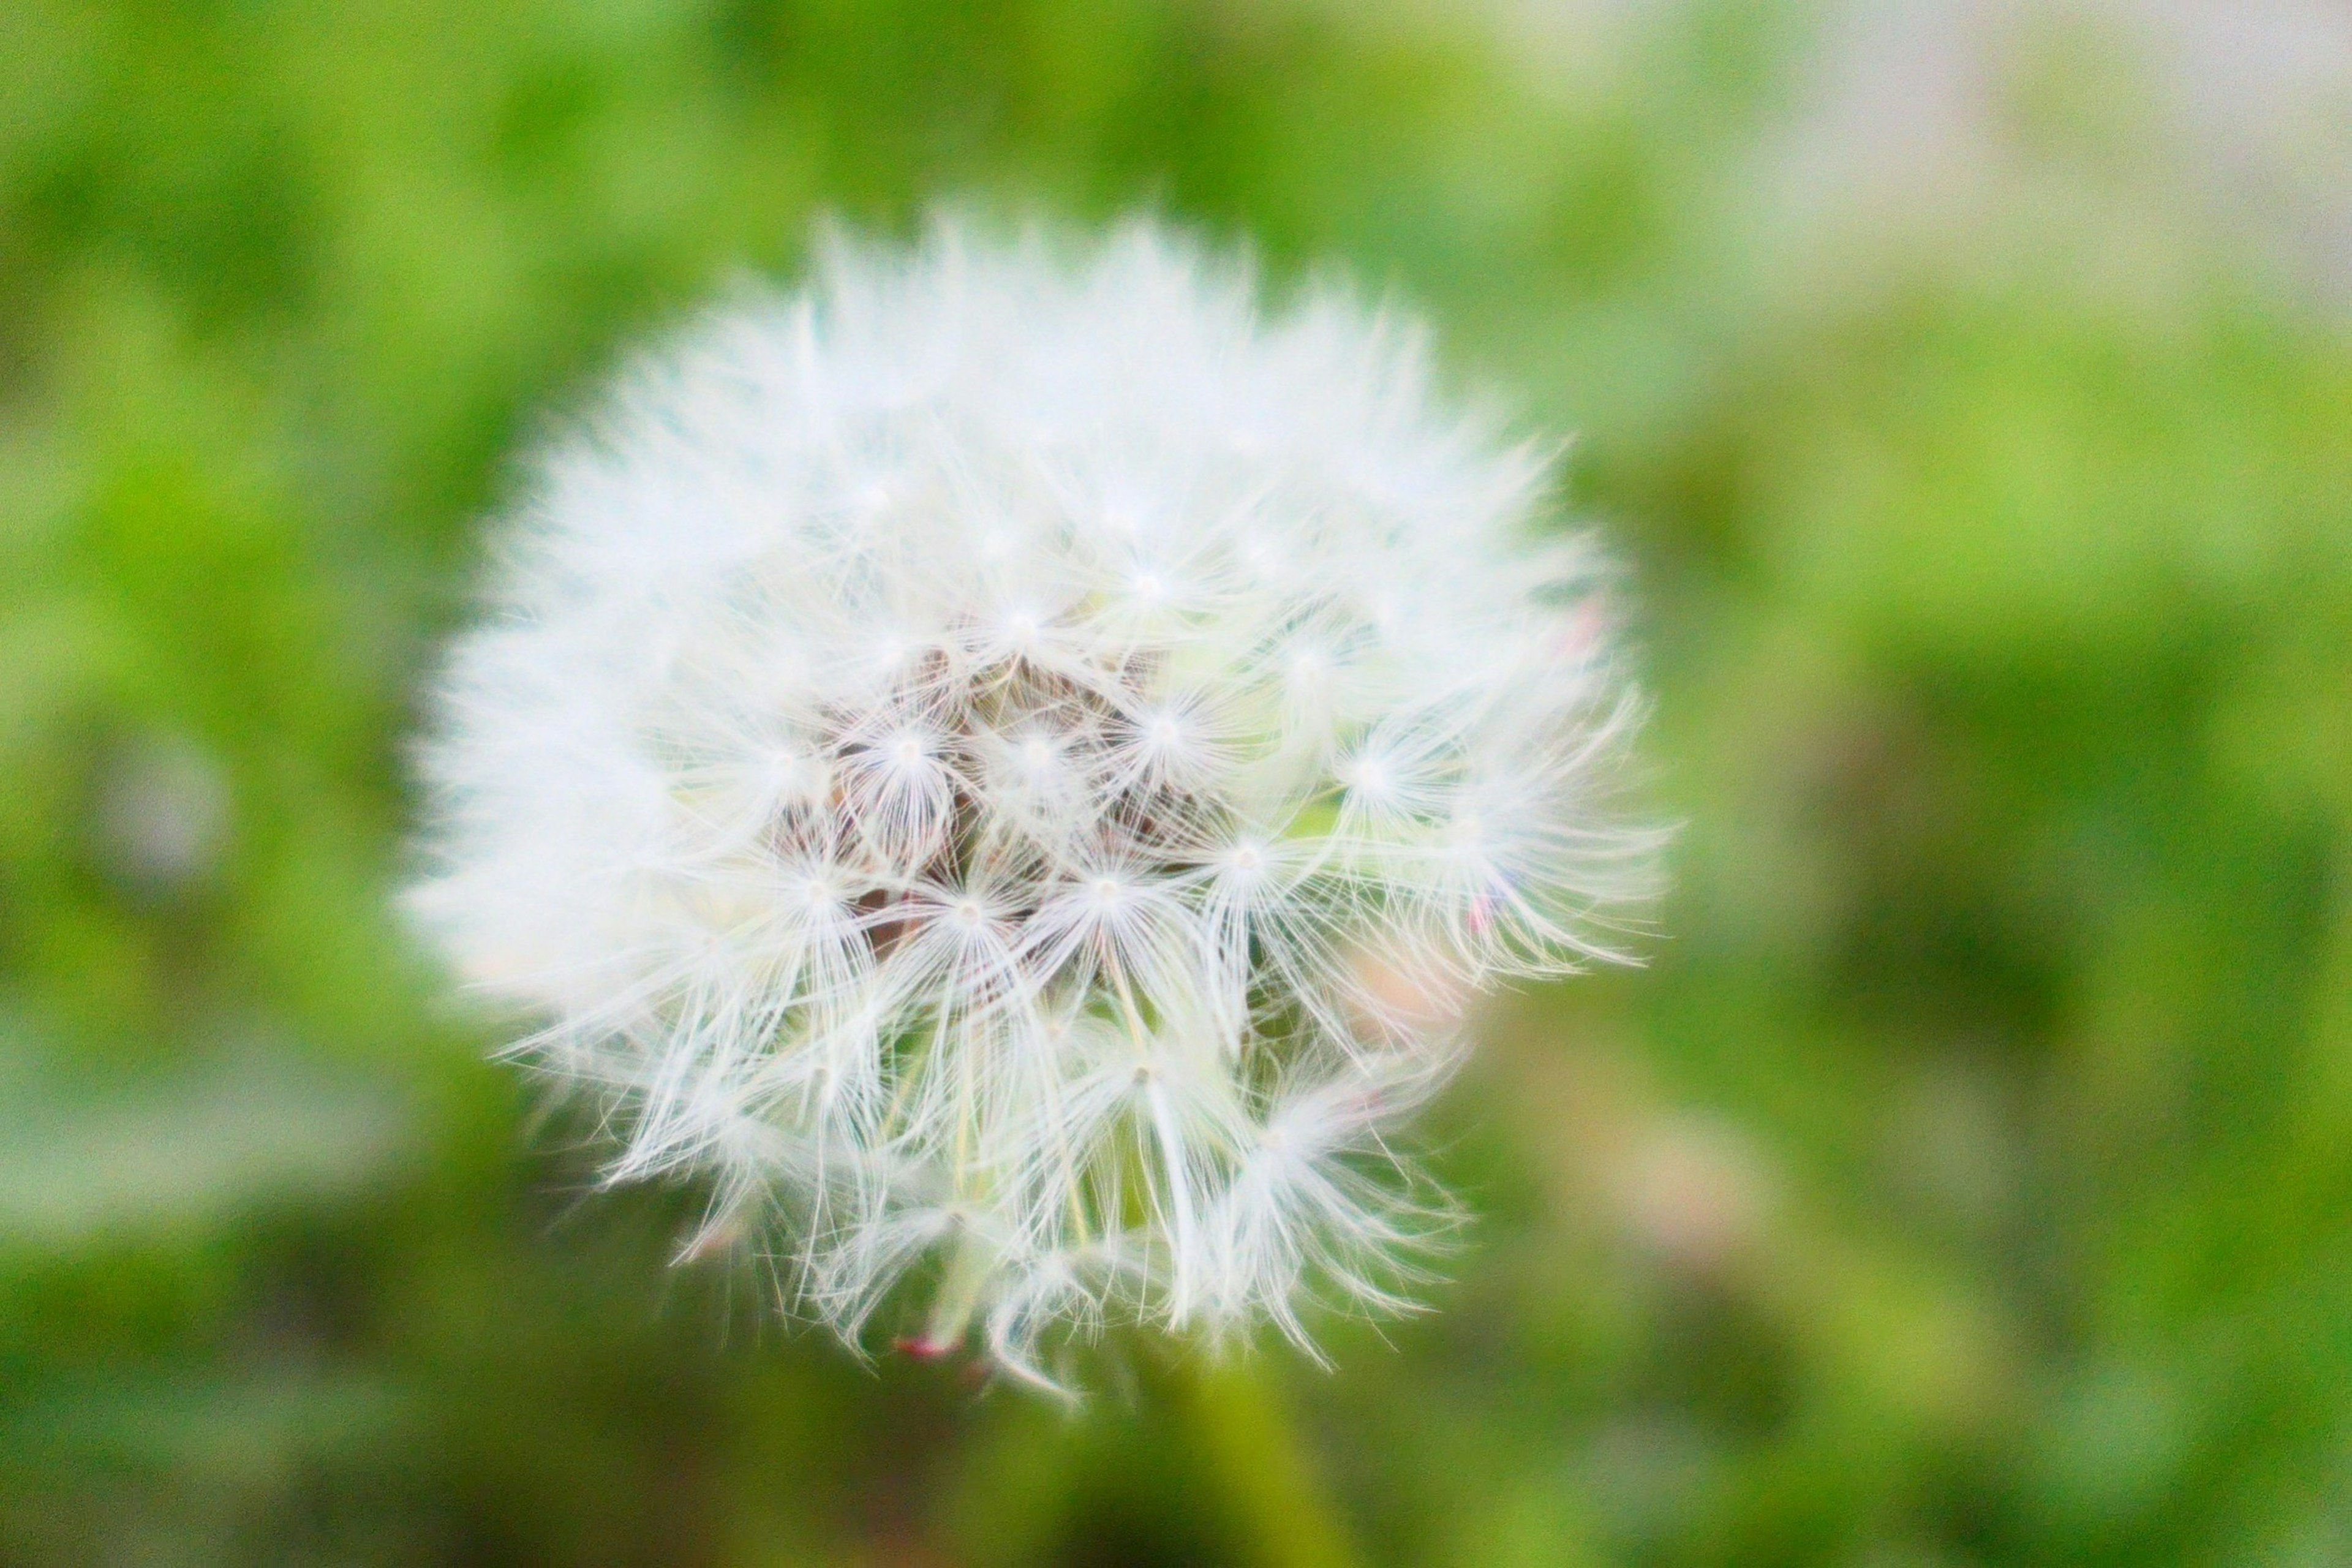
[1169,1356,1362,1568]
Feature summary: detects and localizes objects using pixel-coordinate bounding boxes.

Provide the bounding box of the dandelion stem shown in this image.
[1169,1356,1360,1568]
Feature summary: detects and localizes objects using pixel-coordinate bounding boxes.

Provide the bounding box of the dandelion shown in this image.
[405,215,1657,1392]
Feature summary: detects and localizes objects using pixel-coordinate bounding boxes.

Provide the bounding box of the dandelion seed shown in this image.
[405,213,1660,1393]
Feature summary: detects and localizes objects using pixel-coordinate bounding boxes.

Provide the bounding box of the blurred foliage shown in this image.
[4,0,2350,1562]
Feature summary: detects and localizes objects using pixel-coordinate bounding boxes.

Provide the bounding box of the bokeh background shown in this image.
[6,0,2351,1561]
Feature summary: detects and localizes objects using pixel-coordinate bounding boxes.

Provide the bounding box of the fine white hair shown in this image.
[407,214,1658,1393]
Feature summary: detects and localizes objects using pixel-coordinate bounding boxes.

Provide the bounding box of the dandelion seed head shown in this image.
[406,214,1659,1392]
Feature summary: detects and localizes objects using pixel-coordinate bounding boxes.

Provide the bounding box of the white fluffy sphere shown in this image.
[407,216,1654,1390]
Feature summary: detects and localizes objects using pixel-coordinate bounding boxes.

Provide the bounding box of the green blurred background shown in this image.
[5,0,2351,1561]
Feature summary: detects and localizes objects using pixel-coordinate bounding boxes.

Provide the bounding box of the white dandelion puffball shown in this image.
[408,216,1656,1390]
